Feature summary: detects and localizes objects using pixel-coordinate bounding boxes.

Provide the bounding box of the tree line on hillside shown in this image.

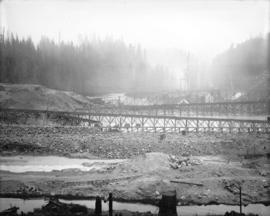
[0,34,169,95]
[211,33,270,92]
[0,33,269,96]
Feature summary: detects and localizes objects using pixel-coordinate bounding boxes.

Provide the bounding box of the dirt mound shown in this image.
[115,152,202,175]
[0,83,92,111]
[116,152,173,174]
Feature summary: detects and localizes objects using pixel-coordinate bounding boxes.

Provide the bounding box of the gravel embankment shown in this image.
[1,125,269,159]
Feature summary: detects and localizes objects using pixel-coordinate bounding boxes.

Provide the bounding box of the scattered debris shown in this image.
[0,207,19,216]
[16,184,43,195]
[224,210,256,216]
[41,197,88,216]
[223,180,241,194]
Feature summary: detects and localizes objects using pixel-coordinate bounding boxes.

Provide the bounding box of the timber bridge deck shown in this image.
[1,103,269,133]
[84,100,270,117]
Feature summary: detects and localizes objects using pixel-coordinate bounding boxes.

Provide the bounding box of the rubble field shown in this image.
[0,124,269,207]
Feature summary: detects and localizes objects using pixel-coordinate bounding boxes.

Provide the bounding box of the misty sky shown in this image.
[0,0,269,60]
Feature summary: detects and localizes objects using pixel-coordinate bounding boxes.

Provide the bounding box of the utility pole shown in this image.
[0,28,5,82]
[185,53,190,91]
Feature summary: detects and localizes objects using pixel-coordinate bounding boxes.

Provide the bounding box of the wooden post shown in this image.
[158,191,178,216]
[119,117,122,130]
[163,118,166,133]
[95,196,102,216]
[88,114,91,127]
[109,193,113,216]
[239,186,242,215]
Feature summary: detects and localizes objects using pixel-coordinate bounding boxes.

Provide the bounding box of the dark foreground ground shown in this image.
[1,197,263,216]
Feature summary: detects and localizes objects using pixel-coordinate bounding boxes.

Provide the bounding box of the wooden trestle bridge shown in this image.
[84,100,270,117]
[1,101,270,134]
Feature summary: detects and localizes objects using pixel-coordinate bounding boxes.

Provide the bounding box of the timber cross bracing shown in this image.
[82,113,270,133]
[1,108,269,133]
[83,100,270,117]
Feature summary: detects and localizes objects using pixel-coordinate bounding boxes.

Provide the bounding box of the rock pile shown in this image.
[168,155,201,169]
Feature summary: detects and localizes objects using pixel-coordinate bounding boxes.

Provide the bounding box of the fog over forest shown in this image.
[0,0,269,97]
[0,33,269,96]
[0,35,172,95]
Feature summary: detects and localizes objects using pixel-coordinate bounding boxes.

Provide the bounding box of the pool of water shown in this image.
[0,156,125,172]
[0,198,269,216]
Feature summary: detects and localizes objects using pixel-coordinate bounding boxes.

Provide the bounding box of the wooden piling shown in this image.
[239,186,242,215]
[95,196,102,216]
[109,192,113,216]
[158,191,178,216]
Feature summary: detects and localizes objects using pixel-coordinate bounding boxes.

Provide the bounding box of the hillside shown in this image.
[0,83,92,111]
[211,34,269,91]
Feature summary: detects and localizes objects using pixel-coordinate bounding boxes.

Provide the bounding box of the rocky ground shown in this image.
[0,124,270,208]
[1,125,269,159]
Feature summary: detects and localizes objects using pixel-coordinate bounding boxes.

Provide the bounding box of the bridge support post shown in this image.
[163,118,166,133]
[185,119,188,133]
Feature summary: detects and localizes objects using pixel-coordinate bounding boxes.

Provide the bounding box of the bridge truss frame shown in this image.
[1,108,269,133]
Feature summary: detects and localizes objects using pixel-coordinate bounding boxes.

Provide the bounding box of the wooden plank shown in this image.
[170,180,203,186]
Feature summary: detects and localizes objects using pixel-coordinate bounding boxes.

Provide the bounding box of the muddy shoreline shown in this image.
[1,193,270,207]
